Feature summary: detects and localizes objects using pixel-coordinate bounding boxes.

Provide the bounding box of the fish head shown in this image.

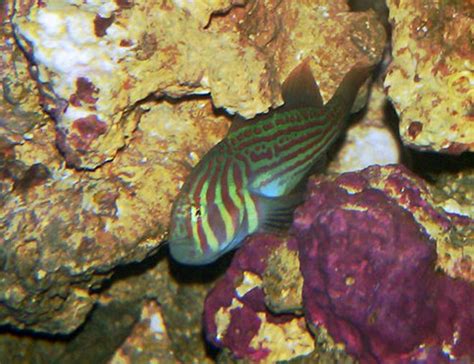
[168,190,242,265]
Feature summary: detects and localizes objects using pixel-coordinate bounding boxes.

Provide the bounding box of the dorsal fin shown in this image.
[281,58,324,108]
[325,62,375,115]
[228,59,326,135]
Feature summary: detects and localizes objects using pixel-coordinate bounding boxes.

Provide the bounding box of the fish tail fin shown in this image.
[281,57,324,108]
[327,63,375,114]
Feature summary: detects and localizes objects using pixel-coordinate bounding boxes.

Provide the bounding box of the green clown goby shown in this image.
[168,60,373,265]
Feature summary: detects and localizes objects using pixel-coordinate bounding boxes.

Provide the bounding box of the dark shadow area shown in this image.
[382,98,414,168]
[205,2,247,30]
[94,242,169,293]
[50,299,141,364]
[203,332,222,362]
[0,297,140,364]
[94,235,233,287]
[0,322,73,342]
[95,239,232,287]
[139,92,212,107]
[409,150,474,182]
[169,248,235,284]
[348,0,391,36]
[0,246,170,364]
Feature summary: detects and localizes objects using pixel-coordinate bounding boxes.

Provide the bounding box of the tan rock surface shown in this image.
[385,0,473,153]
[2,0,385,335]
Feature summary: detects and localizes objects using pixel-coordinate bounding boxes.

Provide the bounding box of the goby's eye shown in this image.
[191,205,202,219]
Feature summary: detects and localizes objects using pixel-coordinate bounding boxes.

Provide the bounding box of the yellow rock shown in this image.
[385,0,473,153]
[2,0,386,335]
[250,313,314,363]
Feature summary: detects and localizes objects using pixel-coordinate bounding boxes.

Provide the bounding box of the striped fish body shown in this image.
[169,60,373,265]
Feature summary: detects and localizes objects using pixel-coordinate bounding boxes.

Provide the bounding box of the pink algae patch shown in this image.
[295,166,473,363]
[69,77,99,107]
[71,115,108,150]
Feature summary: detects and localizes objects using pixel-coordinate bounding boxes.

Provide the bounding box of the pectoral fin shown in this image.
[257,190,305,232]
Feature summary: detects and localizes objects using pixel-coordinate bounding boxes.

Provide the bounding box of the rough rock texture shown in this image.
[1,2,471,363]
[296,165,474,363]
[333,164,474,282]
[384,0,473,154]
[12,0,385,169]
[204,165,474,362]
[0,252,217,363]
[262,241,304,314]
[12,0,249,169]
[0,95,227,333]
[431,170,474,220]
[430,169,474,283]
[1,0,385,334]
[204,234,315,363]
[109,300,177,364]
[92,254,219,364]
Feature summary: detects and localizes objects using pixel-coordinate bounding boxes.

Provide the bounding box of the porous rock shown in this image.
[384,0,473,153]
[12,0,385,169]
[1,0,385,335]
[204,233,315,363]
[204,165,473,362]
[296,165,473,362]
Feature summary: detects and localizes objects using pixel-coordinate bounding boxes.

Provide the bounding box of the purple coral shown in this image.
[295,166,473,363]
[204,165,474,363]
[203,233,291,361]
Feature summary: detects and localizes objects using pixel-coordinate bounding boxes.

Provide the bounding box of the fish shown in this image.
[168,59,374,265]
